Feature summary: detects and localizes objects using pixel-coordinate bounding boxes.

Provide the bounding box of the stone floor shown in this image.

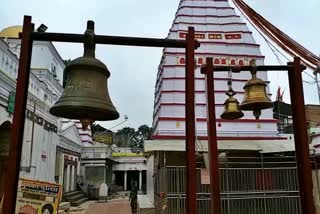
[88,198,131,214]
[62,198,131,214]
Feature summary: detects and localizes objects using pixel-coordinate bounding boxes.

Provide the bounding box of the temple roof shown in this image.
[0,26,22,38]
[152,0,278,139]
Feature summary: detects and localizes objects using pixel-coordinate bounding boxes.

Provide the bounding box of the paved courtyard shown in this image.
[64,198,131,214]
[87,199,131,214]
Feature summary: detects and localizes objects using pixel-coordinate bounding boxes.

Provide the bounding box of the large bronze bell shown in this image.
[50,21,119,126]
[240,64,272,119]
[221,85,244,120]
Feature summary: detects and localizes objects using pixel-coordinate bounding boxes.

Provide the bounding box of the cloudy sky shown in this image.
[1,0,319,130]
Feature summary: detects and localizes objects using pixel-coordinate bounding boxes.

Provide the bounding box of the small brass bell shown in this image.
[50,21,119,126]
[240,64,272,119]
[221,81,244,120]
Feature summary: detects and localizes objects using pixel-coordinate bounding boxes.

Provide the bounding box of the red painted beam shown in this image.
[151,135,288,141]
[157,117,279,123]
[174,21,246,26]
[178,5,234,10]
[170,29,252,34]
[288,57,316,214]
[3,16,33,212]
[177,14,240,18]
[164,51,265,59]
[203,58,222,214]
[185,27,197,214]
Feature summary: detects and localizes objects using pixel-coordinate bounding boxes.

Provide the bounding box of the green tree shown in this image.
[114,125,153,148]
[114,127,136,147]
[135,125,153,148]
[63,59,71,66]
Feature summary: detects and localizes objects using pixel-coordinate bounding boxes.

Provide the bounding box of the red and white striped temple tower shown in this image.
[143,0,297,211]
[147,0,293,150]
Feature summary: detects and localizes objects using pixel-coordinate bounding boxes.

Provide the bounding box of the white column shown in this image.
[71,165,75,191]
[77,160,80,175]
[124,171,127,191]
[59,153,64,185]
[112,172,115,184]
[139,170,142,191]
[66,164,71,192]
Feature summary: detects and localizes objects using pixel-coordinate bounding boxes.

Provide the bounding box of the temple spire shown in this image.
[152,0,277,139]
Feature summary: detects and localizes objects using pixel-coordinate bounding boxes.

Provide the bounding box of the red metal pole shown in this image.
[288,57,316,214]
[3,16,33,213]
[185,26,197,214]
[203,58,221,214]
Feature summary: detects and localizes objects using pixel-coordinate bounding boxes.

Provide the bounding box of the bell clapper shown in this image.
[80,119,92,130]
[253,109,261,120]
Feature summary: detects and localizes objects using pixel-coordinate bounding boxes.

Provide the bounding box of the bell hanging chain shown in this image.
[226,69,235,97]
[220,66,244,120]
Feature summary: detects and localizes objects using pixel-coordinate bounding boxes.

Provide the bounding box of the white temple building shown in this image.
[149,0,291,143]
[143,0,301,213]
[0,26,90,198]
[0,25,145,207]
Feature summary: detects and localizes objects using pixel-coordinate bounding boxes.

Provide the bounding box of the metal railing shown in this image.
[154,156,302,214]
[166,195,301,214]
[163,167,299,194]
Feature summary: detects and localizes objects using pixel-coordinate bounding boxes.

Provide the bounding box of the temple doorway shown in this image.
[127,171,139,191]
[0,121,11,198]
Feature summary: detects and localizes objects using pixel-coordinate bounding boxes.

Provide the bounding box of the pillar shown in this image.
[66,164,71,192]
[71,165,75,191]
[59,153,64,185]
[77,159,80,175]
[112,172,115,184]
[139,170,142,191]
[124,171,127,191]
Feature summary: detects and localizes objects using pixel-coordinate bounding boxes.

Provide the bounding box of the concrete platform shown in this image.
[138,195,155,214]
[88,198,131,214]
[59,202,71,211]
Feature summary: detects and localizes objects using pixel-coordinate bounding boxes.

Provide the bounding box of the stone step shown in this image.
[59,202,71,211]
[71,197,89,206]
[63,191,82,198]
[68,193,86,201]
[63,190,89,206]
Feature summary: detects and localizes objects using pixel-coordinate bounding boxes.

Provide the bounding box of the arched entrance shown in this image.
[0,121,11,197]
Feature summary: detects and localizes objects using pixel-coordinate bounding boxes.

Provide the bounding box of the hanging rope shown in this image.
[232,0,320,70]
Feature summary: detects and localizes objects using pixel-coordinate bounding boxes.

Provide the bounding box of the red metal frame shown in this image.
[3,16,199,213]
[203,58,222,213]
[185,27,197,214]
[201,56,316,214]
[288,57,316,214]
[3,16,33,212]
[6,15,315,214]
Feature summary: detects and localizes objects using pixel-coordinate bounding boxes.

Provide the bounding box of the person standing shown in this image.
[129,181,138,214]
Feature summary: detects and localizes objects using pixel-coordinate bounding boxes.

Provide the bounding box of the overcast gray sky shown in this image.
[1,0,319,130]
